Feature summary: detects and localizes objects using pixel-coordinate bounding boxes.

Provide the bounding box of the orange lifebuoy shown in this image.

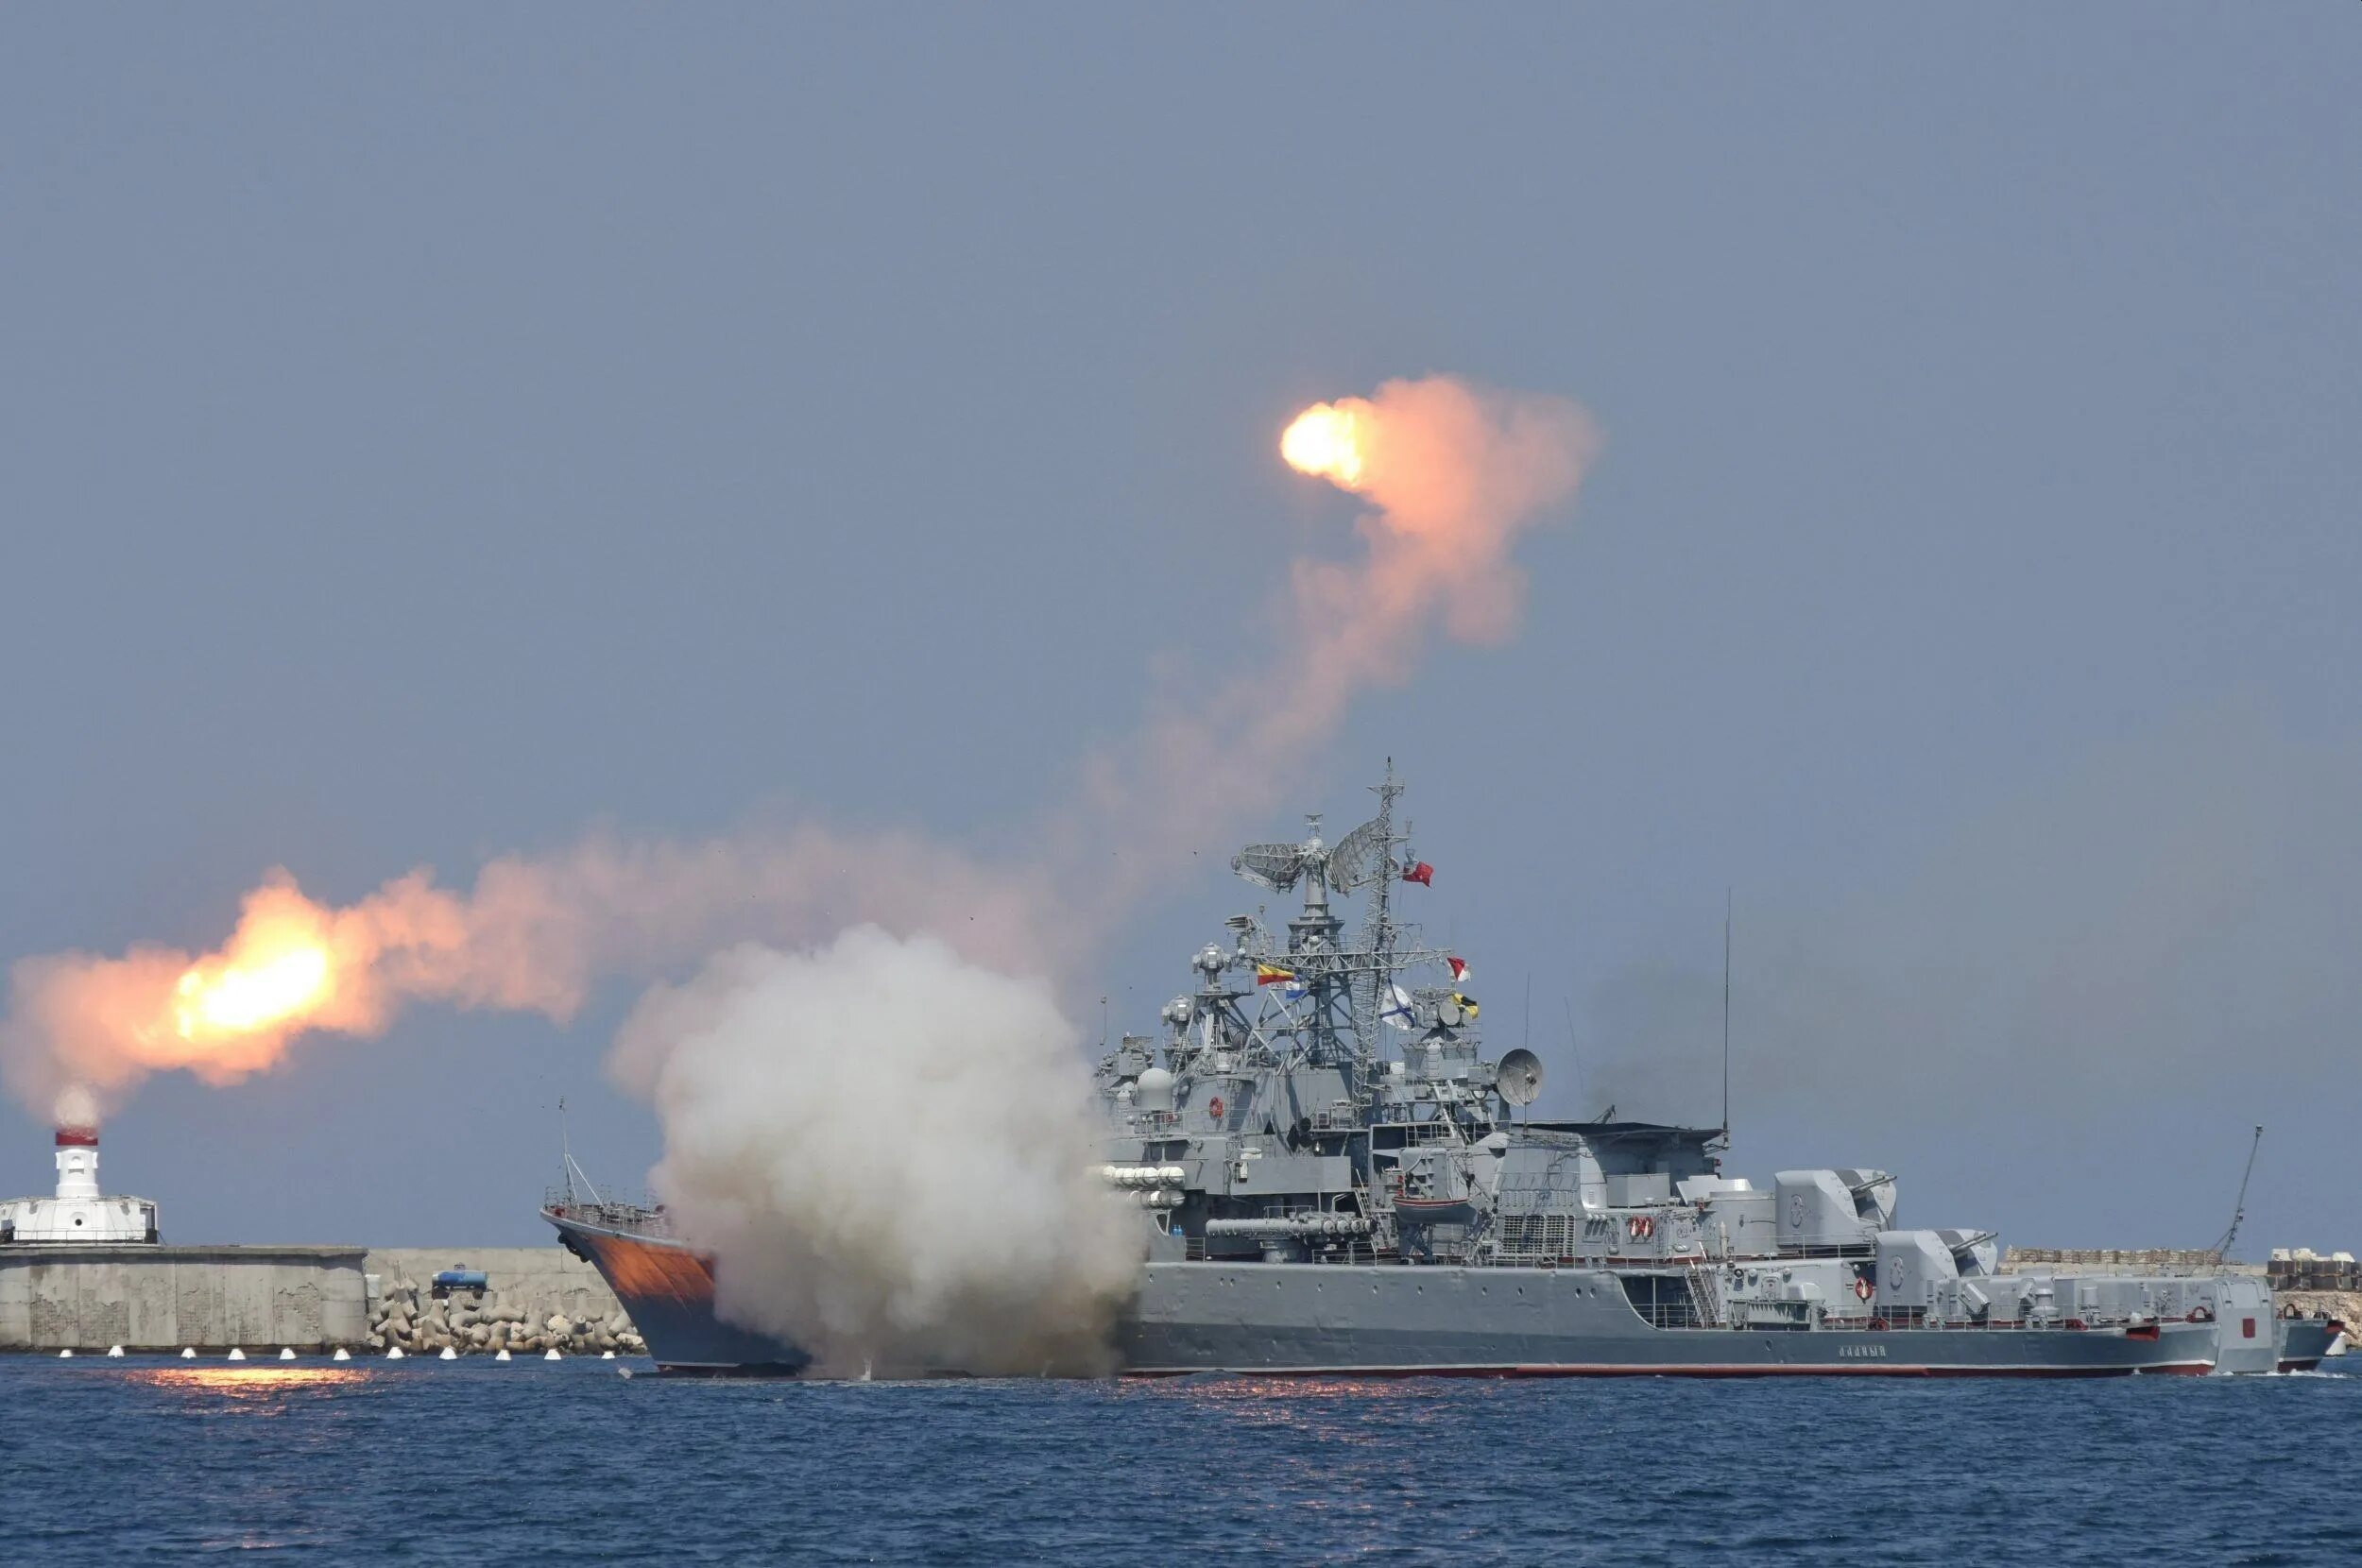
[1207,1096,1225,1120]
[2186,1306,2213,1323]
[1854,1275,1874,1303]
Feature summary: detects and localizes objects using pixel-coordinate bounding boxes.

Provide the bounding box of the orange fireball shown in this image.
[1280,401,1370,489]
[174,942,334,1042]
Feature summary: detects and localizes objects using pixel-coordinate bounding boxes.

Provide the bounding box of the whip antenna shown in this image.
[1721,889,1733,1139]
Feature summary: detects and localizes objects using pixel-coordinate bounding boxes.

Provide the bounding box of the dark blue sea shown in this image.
[3,1356,2354,1564]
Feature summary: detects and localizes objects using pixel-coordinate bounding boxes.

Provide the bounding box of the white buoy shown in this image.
[107,1345,125,1358]
[495,1347,511,1362]
[438,1346,457,1360]
[227,1348,247,1361]
[57,1348,73,1358]
[543,1348,562,1360]
[601,1350,615,1359]
[386,1346,405,1359]
[278,1348,296,1361]
[332,1347,351,1361]
[180,1347,197,1359]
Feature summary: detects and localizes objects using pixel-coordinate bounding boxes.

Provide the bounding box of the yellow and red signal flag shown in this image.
[1255,963,1296,987]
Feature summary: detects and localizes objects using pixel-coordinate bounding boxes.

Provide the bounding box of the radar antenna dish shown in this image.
[1495,1048,1545,1107]
[1326,816,1386,894]
[1232,843,1309,891]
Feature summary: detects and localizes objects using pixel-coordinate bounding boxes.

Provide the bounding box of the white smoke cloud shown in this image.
[609,927,1140,1375]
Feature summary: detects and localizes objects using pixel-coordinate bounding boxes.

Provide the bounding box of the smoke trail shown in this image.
[1067,375,1598,913]
[0,825,1060,1127]
[2,374,1595,1123]
[610,927,1139,1376]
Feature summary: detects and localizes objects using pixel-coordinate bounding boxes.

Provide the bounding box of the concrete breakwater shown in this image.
[362,1248,640,1356]
[0,1244,633,1354]
[0,1245,369,1352]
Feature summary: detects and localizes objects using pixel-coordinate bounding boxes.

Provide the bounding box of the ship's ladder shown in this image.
[1684,1258,1729,1330]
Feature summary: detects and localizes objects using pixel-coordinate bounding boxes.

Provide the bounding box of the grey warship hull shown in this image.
[1121,1262,2214,1376]
[546,1213,2218,1378]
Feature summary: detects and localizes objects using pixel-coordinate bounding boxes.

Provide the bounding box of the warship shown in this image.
[548,770,2322,1377]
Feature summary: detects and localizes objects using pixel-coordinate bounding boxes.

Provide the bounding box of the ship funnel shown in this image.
[54,1126,100,1202]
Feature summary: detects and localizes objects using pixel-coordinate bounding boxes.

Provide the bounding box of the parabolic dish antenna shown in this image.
[1232,843,1309,891]
[1326,816,1385,893]
[1496,1047,1546,1107]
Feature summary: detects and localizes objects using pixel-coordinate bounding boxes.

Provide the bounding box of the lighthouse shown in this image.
[0,1127,160,1244]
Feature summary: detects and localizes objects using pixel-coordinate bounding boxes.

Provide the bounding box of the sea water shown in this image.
[1,1357,2353,1564]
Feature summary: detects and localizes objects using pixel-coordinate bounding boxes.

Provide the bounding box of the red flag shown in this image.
[1401,861,1434,887]
[1446,955,1471,982]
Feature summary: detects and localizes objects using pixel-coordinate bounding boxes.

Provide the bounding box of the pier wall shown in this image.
[0,1245,368,1351]
[0,1244,625,1353]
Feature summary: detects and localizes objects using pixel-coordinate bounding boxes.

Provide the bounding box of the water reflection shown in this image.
[1134,1372,1491,1406]
[1120,1373,1485,1445]
[121,1365,369,1404]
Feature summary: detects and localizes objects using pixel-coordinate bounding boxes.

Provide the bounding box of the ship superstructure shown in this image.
[548,770,2323,1376]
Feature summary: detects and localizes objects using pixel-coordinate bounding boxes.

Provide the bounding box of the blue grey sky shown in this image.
[2,8,2355,1249]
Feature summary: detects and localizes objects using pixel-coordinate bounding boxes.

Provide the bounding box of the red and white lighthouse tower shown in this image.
[0,1126,159,1244]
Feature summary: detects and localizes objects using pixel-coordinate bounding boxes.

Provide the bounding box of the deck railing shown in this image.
[541,1187,673,1236]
